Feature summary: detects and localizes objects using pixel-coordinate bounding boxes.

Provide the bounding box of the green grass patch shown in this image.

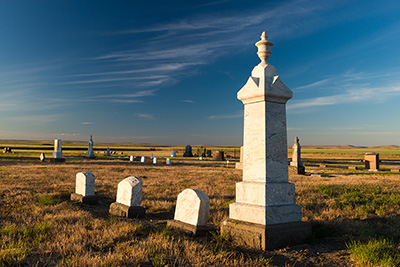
[347,238,400,267]
[37,194,63,206]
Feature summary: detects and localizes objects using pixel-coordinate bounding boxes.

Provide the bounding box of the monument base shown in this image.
[109,202,145,218]
[167,220,214,236]
[50,158,65,162]
[221,219,311,250]
[70,193,98,204]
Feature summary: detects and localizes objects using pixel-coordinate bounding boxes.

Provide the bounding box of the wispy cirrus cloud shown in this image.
[136,113,155,119]
[288,70,400,111]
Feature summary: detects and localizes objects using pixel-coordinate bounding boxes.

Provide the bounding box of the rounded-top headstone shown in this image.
[174,189,210,226]
[75,172,95,197]
[116,176,143,207]
[171,151,176,157]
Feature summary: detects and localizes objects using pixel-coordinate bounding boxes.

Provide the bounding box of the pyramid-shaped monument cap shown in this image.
[237,31,292,104]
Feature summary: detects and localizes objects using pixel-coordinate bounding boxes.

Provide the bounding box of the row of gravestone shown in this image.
[71,172,211,235]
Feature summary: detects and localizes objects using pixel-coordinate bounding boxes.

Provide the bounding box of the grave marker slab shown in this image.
[70,172,97,204]
[167,189,213,236]
[365,153,379,170]
[109,176,145,218]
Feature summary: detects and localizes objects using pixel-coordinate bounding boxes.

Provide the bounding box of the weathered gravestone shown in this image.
[141,156,146,163]
[39,153,46,162]
[85,135,95,158]
[109,177,145,218]
[130,155,134,162]
[106,147,111,156]
[150,153,153,159]
[213,151,225,161]
[51,139,65,162]
[206,150,212,158]
[221,31,311,250]
[290,137,305,175]
[235,146,244,170]
[166,158,171,165]
[153,157,158,164]
[171,151,176,157]
[365,153,379,170]
[167,189,212,236]
[71,172,97,204]
[183,145,193,157]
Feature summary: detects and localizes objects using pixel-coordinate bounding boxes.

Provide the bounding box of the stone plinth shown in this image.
[221,219,311,250]
[365,153,379,170]
[221,31,310,250]
[53,139,63,159]
[109,202,145,218]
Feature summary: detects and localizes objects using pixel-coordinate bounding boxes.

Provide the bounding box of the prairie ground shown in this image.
[1,143,400,266]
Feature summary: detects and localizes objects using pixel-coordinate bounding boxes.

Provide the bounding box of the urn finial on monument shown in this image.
[255,31,273,64]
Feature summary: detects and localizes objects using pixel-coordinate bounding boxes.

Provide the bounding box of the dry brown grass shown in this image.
[1,146,400,266]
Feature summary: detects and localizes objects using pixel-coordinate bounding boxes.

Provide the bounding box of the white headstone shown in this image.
[153,157,158,164]
[166,158,171,165]
[171,151,176,157]
[53,139,62,159]
[130,155,134,162]
[116,176,143,207]
[150,153,153,159]
[39,153,46,161]
[174,189,210,226]
[106,147,111,156]
[141,156,146,163]
[85,135,95,158]
[229,31,302,226]
[199,157,203,160]
[290,136,303,167]
[75,172,95,197]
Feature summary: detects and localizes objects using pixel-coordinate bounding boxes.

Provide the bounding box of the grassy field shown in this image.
[1,141,400,266]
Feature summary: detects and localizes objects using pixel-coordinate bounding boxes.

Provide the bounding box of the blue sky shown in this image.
[1,0,400,146]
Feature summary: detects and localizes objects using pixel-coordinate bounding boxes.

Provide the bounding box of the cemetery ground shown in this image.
[1,142,400,266]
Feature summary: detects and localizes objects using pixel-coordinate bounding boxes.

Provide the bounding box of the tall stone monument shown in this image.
[51,139,65,162]
[221,31,310,250]
[85,135,95,158]
[290,137,305,175]
[183,145,193,157]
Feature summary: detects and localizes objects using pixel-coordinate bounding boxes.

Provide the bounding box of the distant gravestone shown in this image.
[171,151,176,157]
[106,147,111,156]
[141,156,146,163]
[109,177,145,218]
[183,145,193,157]
[212,151,224,161]
[235,146,243,170]
[85,135,95,158]
[39,153,46,162]
[365,153,379,170]
[130,156,134,162]
[150,153,154,159]
[167,189,212,235]
[70,172,97,204]
[166,158,171,165]
[206,150,212,157]
[153,157,158,164]
[51,139,65,162]
[290,137,305,175]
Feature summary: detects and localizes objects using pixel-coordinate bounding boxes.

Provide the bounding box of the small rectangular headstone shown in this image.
[171,151,176,157]
[141,156,146,163]
[75,172,95,196]
[174,189,210,226]
[153,157,158,164]
[130,156,134,162]
[166,158,171,165]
